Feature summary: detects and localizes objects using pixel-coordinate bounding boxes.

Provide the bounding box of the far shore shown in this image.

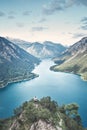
[50,65,87,82]
[0,73,39,89]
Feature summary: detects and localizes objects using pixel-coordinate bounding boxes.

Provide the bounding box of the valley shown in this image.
[0,37,87,129]
[1,0,87,129]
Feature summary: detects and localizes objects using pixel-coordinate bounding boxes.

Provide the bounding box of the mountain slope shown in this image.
[0,97,85,130]
[0,37,40,88]
[7,37,32,49]
[7,38,66,59]
[51,37,87,80]
[27,41,66,59]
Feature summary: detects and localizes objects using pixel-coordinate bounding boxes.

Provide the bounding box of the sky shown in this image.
[0,0,87,45]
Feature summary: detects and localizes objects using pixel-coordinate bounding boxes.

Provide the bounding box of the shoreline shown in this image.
[50,65,87,82]
[0,73,39,89]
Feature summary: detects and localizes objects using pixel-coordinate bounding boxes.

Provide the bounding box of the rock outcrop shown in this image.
[0,97,85,130]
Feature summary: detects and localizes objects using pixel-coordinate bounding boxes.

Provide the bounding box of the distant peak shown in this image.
[32,42,43,46]
[0,36,12,43]
[81,37,87,40]
[0,36,4,40]
[81,37,87,42]
[43,41,54,44]
[77,37,87,44]
[0,37,7,42]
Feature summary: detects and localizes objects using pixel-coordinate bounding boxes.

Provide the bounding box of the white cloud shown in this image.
[81,17,87,30]
[43,0,87,15]
[31,26,48,31]
[0,11,5,17]
[72,33,87,38]
[23,11,31,16]
[16,23,24,28]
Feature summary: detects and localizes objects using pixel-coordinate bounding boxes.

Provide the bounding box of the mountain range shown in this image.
[51,37,87,80]
[0,37,40,88]
[1,36,87,88]
[7,37,66,59]
[6,37,32,49]
[27,41,66,59]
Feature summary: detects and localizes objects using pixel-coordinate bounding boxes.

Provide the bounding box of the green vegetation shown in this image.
[64,103,82,125]
[0,97,85,130]
[51,37,87,81]
[51,52,87,81]
[0,37,40,88]
[14,97,59,125]
[0,72,39,88]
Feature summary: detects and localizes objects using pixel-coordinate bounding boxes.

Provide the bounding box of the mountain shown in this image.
[51,37,87,80]
[6,37,32,49]
[0,37,40,88]
[0,97,85,130]
[7,38,66,59]
[26,41,67,59]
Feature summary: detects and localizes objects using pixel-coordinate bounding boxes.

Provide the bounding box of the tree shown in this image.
[40,96,58,113]
[64,103,82,125]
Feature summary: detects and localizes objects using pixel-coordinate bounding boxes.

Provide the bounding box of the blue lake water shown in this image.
[0,60,87,127]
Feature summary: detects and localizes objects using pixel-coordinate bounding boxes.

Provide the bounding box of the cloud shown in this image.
[72,33,86,38]
[8,15,15,19]
[23,11,31,16]
[43,0,87,15]
[39,18,47,23]
[8,11,16,19]
[81,17,87,30]
[0,11,5,17]
[16,23,24,28]
[8,11,16,15]
[43,0,64,15]
[81,25,87,30]
[81,17,87,22]
[81,17,87,24]
[31,26,48,31]
[79,0,87,6]
[68,32,72,34]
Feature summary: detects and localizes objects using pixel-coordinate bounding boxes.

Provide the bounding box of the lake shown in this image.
[0,59,87,127]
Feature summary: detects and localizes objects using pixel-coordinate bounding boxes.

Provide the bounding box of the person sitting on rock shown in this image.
[33,96,38,102]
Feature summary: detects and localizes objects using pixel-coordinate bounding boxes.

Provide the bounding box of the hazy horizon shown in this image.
[3,35,85,47]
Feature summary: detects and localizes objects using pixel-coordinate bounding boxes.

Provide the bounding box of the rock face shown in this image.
[66,37,87,55]
[0,37,40,88]
[0,97,85,130]
[7,37,66,59]
[51,37,87,80]
[30,120,56,130]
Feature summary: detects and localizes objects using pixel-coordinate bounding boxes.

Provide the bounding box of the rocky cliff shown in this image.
[0,97,86,130]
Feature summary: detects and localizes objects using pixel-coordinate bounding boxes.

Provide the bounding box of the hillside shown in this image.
[24,41,66,59]
[7,38,66,59]
[0,96,86,130]
[7,37,32,49]
[51,37,87,80]
[0,37,40,88]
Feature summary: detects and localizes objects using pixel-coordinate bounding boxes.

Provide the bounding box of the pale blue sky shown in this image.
[0,0,87,45]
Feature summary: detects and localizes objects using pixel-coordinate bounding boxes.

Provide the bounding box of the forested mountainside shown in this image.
[0,37,40,88]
